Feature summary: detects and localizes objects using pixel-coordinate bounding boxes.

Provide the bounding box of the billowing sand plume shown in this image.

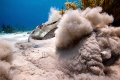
[55,7,120,79]
[55,9,93,48]
[45,7,61,30]
[0,7,120,80]
[0,39,13,80]
[81,7,113,26]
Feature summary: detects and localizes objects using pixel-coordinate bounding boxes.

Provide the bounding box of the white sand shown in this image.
[0,31,65,80]
[0,32,64,80]
[0,31,120,80]
[0,32,30,44]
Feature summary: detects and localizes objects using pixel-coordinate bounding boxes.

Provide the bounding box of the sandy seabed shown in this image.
[0,32,60,80]
[0,32,120,80]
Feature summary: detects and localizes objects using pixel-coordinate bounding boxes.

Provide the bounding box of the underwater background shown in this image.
[0,0,80,32]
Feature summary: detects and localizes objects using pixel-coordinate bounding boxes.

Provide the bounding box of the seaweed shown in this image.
[1,23,15,33]
[14,24,18,30]
[22,25,25,32]
[0,23,26,33]
[6,24,14,33]
[28,28,32,31]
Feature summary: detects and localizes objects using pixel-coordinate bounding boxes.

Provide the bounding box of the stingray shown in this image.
[28,7,64,43]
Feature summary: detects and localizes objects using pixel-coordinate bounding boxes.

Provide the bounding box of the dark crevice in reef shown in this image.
[112,19,120,26]
[102,55,120,66]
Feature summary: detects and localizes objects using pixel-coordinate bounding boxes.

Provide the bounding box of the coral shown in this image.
[59,7,65,15]
[65,1,79,10]
[80,0,120,24]
[59,1,80,16]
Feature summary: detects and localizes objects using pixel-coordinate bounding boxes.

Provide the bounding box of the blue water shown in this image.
[0,0,80,32]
